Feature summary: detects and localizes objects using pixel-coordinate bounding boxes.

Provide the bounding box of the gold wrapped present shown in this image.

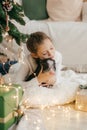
[75,85,87,112]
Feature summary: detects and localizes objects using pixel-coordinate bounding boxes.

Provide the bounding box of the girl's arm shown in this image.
[3,58,39,89]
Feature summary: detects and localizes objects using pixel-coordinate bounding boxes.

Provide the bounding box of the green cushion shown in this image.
[22,0,49,20]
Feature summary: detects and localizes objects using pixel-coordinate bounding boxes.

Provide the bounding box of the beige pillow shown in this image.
[82,2,87,22]
[47,0,83,21]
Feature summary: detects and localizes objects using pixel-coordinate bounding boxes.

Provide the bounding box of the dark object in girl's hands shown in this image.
[25,58,56,81]
[40,58,56,73]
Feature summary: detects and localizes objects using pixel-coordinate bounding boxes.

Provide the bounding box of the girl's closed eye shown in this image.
[50,47,54,50]
[43,53,47,56]
[41,51,47,55]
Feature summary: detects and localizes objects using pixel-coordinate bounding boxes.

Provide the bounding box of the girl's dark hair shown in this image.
[26,31,52,53]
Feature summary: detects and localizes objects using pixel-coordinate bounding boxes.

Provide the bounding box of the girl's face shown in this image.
[32,39,55,60]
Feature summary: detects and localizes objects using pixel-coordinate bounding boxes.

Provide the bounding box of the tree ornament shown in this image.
[2,0,13,12]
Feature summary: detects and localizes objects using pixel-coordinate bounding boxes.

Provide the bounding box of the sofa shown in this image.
[0,0,87,73]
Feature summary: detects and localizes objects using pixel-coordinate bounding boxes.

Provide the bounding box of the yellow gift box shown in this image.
[75,85,87,112]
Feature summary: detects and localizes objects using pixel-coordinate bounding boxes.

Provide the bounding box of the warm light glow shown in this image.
[46,117,51,120]
[40,105,45,110]
[36,126,40,130]
[0,85,10,92]
[25,114,29,121]
[5,87,10,92]
[13,95,18,99]
[37,119,41,123]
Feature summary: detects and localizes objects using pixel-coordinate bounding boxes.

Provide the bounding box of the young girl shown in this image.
[4,31,62,89]
[3,32,83,109]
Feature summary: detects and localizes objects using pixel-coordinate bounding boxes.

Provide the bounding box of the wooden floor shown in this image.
[41,103,87,130]
[9,103,87,130]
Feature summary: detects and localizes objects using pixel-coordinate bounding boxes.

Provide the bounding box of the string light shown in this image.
[36,126,40,130]
[25,114,29,121]
[18,44,25,63]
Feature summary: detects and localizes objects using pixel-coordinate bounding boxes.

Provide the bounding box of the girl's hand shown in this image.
[0,77,4,84]
[46,76,56,86]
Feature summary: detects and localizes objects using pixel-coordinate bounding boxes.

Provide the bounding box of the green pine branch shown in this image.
[0,0,29,45]
[0,27,3,43]
[8,3,25,25]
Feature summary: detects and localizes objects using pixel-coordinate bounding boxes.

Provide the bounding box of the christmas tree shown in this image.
[0,0,28,45]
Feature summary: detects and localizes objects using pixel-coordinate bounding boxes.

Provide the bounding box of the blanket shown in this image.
[8,70,87,130]
[22,70,87,108]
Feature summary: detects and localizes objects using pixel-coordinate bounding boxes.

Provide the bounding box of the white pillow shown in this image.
[22,80,79,108]
[47,0,83,21]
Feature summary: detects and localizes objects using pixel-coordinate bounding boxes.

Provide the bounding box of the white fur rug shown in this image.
[21,70,87,108]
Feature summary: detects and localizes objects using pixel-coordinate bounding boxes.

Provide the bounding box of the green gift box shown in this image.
[0,84,23,130]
